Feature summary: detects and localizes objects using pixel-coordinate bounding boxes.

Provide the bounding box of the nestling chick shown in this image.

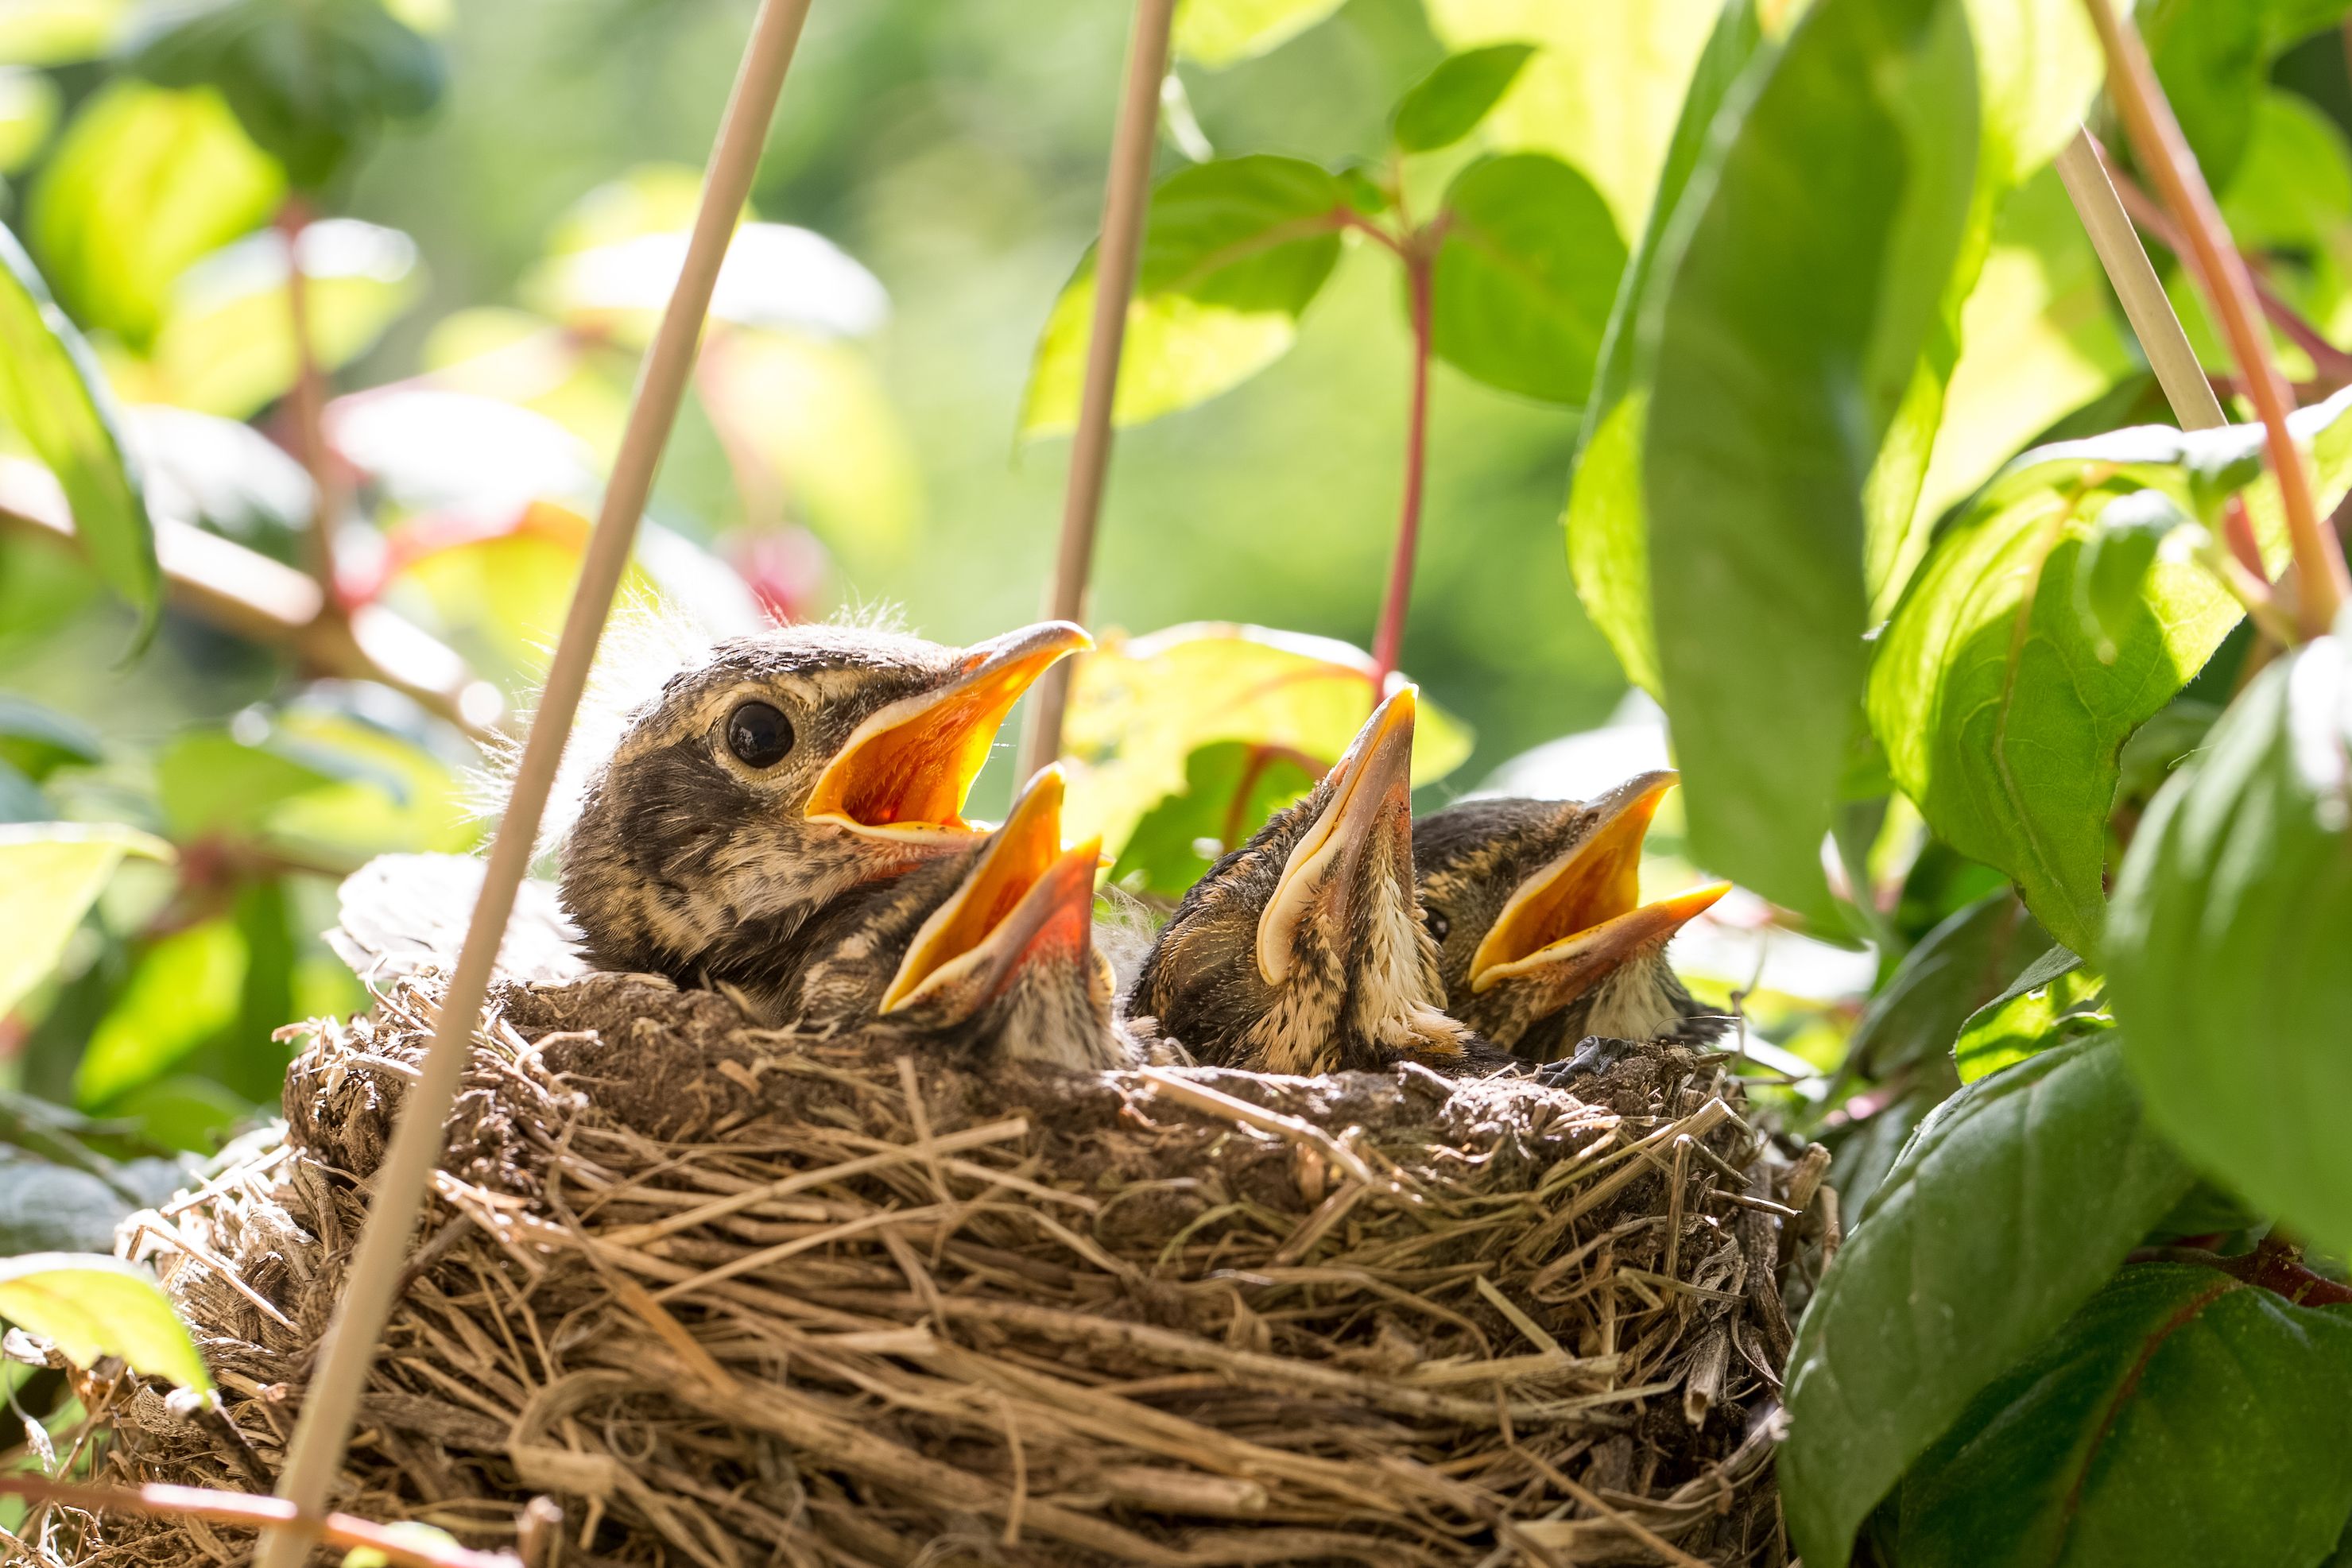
[1413,772,1730,1063]
[557,619,1087,1021]
[1129,687,1489,1076]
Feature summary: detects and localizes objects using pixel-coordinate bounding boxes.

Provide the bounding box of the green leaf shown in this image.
[28,81,282,349]
[156,729,343,843]
[0,1156,140,1253]
[0,761,48,824]
[1843,890,2052,1080]
[2224,89,2352,254]
[1392,44,1537,154]
[1869,389,2352,958]
[2108,630,2352,1257]
[1110,739,1321,898]
[75,918,248,1109]
[1171,0,1346,68]
[0,1252,211,1393]
[0,222,160,643]
[0,695,101,780]
[1424,0,1726,239]
[2072,490,2198,667]
[0,0,126,65]
[0,823,172,1023]
[1951,946,2105,1082]
[1643,0,1980,926]
[0,67,59,172]
[1060,623,1474,863]
[2141,0,2349,197]
[127,0,444,190]
[1563,0,1763,697]
[1897,1264,2352,1568]
[131,403,314,558]
[141,218,421,419]
[1021,156,1345,437]
[1781,1034,2195,1568]
[1428,153,1624,405]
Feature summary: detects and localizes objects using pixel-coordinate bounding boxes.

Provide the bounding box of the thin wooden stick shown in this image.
[250,2,818,1562]
[0,1475,519,1568]
[2053,129,2223,432]
[2083,0,2350,635]
[1014,0,1178,782]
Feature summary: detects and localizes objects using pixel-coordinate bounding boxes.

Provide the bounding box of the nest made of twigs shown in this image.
[48,968,1821,1567]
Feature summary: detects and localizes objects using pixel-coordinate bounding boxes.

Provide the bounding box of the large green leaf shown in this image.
[1951,945,2103,1082]
[1643,0,1979,924]
[0,223,160,641]
[1870,391,2352,958]
[126,0,444,190]
[1428,153,1624,405]
[1021,156,1346,436]
[1060,623,1473,863]
[1897,1264,2352,1568]
[75,918,248,1109]
[1110,738,1320,898]
[0,695,101,780]
[0,1252,211,1393]
[0,66,60,172]
[2141,0,2352,198]
[29,81,282,349]
[1842,889,2051,1081]
[141,217,421,419]
[0,823,172,1022]
[0,0,126,64]
[1563,0,1762,697]
[1171,0,1346,68]
[0,1157,141,1253]
[1781,1034,2195,1568]
[1391,44,1536,155]
[2108,631,2352,1256]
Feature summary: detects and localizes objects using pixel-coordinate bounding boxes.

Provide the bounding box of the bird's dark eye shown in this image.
[1424,908,1451,943]
[725,701,794,768]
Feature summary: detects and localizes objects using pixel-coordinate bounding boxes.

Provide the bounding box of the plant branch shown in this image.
[2129,1236,2352,1306]
[2084,0,2350,637]
[276,200,343,604]
[0,458,502,741]
[0,1475,520,1568]
[2089,137,2352,389]
[250,3,819,1564]
[1014,0,1180,783]
[1370,244,1436,691]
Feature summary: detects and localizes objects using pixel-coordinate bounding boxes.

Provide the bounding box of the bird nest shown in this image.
[61,968,1818,1567]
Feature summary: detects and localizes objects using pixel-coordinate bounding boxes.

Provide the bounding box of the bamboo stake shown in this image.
[250,2,817,1562]
[2053,128,2224,432]
[1014,0,1178,783]
[2082,0,2350,636]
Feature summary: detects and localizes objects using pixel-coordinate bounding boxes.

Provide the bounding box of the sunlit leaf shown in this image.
[1110,739,1321,898]
[1870,390,2352,957]
[1428,153,1624,405]
[1897,1264,2352,1568]
[0,1252,211,1393]
[0,223,159,642]
[127,404,312,557]
[526,221,888,347]
[1951,945,2102,1082]
[2071,490,2199,665]
[327,386,595,514]
[1643,0,1979,925]
[0,823,172,1023]
[1172,0,1346,68]
[1022,156,1346,436]
[127,0,444,190]
[2141,0,2349,198]
[142,218,421,419]
[0,0,127,65]
[29,81,281,349]
[1061,623,1473,862]
[75,918,246,1109]
[1391,44,1536,154]
[2109,629,2352,1256]
[0,68,58,172]
[1782,1034,2194,1568]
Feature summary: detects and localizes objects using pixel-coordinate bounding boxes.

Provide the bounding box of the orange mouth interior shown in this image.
[884,769,1091,1011]
[806,633,1083,838]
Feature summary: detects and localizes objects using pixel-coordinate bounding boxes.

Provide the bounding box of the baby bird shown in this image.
[859,767,1133,1070]
[558,618,1088,1022]
[1129,687,1486,1076]
[1412,772,1730,1063]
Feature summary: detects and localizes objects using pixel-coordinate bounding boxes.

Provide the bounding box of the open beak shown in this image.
[1257,687,1418,986]
[1468,770,1729,1001]
[882,765,1101,1016]
[806,621,1091,843]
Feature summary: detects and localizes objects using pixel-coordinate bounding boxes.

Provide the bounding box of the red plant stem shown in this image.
[1370,251,1435,691]
[0,1475,520,1568]
[276,200,342,608]
[2085,0,2350,638]
[2129,1236,2352,1306]
[2093,143,2352,388]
